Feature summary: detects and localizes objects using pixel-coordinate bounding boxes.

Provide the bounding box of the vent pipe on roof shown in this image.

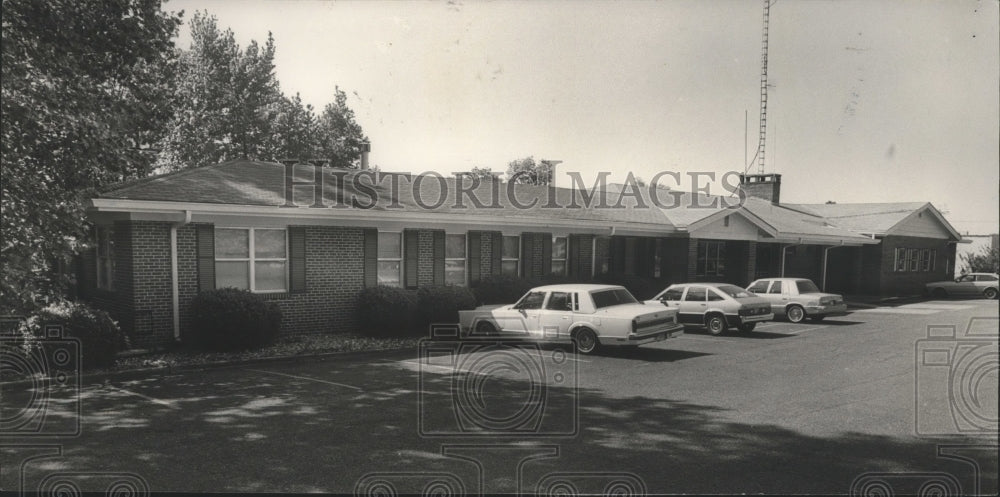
[360,141,371,170]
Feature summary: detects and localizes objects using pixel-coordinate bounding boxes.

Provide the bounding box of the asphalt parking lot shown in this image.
[2,298,997,494]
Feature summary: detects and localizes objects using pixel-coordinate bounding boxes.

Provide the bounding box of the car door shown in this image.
[502,291,546,334]
[748,280,777,309]
[656,286,686,316]
[679,286,708,324]
[538,291,575,339]
[765,280,786,313]
[953,274,977,296]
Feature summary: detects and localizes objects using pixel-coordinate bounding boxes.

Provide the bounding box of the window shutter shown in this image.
[363,228,378,287]
[541,234,553,276]
[289,227,307,292]
[468,231,482,284]
[521,233,535,279]
[433,230,445,286]
[491,232,503,276]
[196,224,215,292]
[404,229,420,289]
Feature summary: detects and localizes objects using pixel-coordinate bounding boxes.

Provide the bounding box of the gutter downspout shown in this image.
[780,239,803,277]
[820,240,846,291]
[171,210,192,341]
[591,236,598,278]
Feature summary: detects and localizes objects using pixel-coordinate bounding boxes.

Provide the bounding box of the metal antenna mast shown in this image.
[756,0,771,175]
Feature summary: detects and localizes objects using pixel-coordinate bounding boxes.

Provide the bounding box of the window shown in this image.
[377,232,402,287]
[748,280,769,293]
[502,235,520,275]
[931,249,937,272]
[767,281,783,294]
[920,249,931,271]
[707,289,725,301]
[796,280,820,294]
[658,287,684,301]
[718,285,753,298]
[697,241,726,277]
[908,248,919,271]
[515,291,546,310]
[215,228,287,292]
[591,288,639,309]
[551,236,568,275]
[978,274,999,282]
[895,248,908,272]
[684,286,707,301]
[96,227,115,290]
[546,292,573,311]
[445,234,466,285]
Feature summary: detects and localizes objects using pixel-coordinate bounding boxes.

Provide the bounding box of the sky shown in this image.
[165,0,999,235]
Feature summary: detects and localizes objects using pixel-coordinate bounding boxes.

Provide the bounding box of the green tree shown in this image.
[155,11,281,172]
[315,87,368,168]
[505,156,555,185]
[269,93,320,161]
[1,0,182,314]
[961,245,999,274]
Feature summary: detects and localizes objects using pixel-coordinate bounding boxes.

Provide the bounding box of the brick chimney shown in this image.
[360,141,371,170]
[739,173,782,204]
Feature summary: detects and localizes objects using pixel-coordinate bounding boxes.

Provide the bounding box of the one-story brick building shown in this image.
[81,160,962,347]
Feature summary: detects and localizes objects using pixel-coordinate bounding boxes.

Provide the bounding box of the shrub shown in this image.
[188,288,283,352]
[471,274,540,305]
[356,285,418,337]
[18,301,125,370]
[416,285,477,327]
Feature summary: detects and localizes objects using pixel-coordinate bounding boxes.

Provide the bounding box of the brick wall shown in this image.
[130,221,173,347]
[480,231,495,277]
[877,235,955,296]
[417,230,435,286]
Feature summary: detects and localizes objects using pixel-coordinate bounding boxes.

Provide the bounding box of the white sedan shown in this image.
[458,284,684,354]
[926,273,999,299]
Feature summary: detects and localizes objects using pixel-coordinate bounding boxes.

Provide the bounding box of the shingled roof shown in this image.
[94,160,880,244]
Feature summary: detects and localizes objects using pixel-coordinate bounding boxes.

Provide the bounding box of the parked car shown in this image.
[925,273,999,299]
[457,284,684,354]
[646,283,773,335]
[746,277,848,323]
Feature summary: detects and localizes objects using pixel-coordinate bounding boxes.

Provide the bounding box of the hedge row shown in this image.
[356,285,477,337]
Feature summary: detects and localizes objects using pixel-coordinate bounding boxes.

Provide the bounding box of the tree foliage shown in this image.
[155,12,368,171]
[505,156,554,185]
[1,0,182,314]
[155,11,281,171]
[960,245,999,274]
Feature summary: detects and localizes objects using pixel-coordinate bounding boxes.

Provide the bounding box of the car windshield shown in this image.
[796,280,820,293]
[591,288,638,309]
[717,285,753,299]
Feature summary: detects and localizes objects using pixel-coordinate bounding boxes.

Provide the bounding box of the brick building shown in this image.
[81,161,961,347]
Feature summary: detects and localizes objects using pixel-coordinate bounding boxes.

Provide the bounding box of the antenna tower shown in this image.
[756,0,771,175]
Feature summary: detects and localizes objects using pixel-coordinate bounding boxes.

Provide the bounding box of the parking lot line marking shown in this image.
[852,308,939,315]
[897,303,974,310]
[785,326,827,335]
[755,323,781,329]
[677,335,726,342]
[104,385,179,409]
[244,368,363,391]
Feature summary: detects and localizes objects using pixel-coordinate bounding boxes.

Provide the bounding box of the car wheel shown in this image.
[984,288,998,300]
[705,314,728,335]
[738,322,756,333]
[786,305,806,323]
[932,287,947,299]
[475,320,497,336]
[573,328,599,355]
[809,316,825,322]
